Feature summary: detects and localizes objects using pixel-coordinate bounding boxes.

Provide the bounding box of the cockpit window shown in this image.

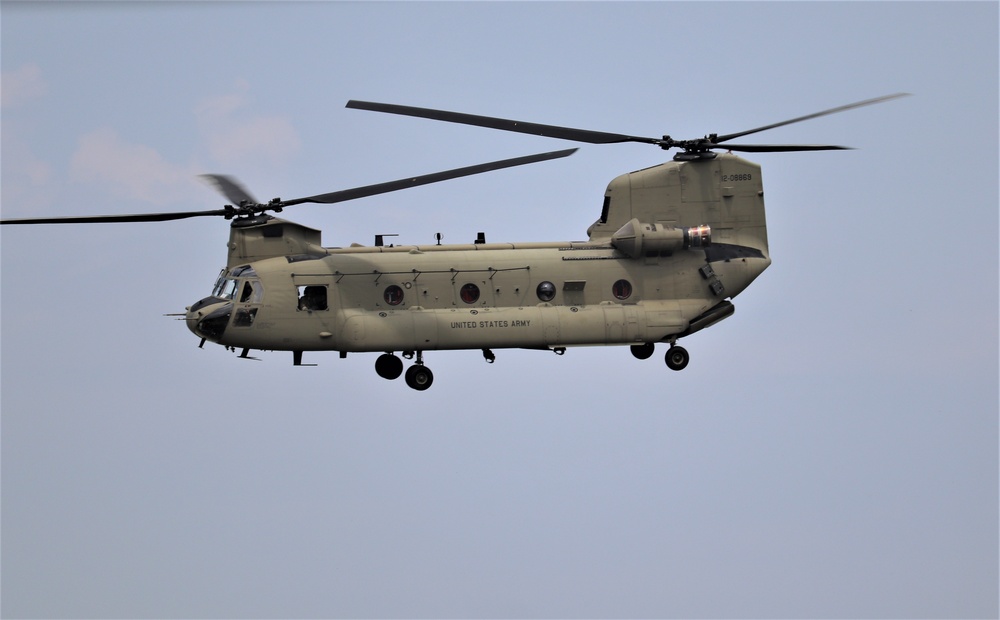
[212,266,263,301]
[239,280,264,303]
[231,265,257,278]
[211,269,227,295]
[213,277,239,300]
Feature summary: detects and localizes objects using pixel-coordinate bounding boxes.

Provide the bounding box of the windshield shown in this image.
[211,265,260,300]
[210,269,235,299]
[213,278,238,300]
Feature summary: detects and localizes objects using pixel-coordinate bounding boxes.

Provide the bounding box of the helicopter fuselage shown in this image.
[186,154,771,372]
[188,238,768,353]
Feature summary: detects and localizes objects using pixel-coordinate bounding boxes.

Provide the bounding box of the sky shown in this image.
[1,2,997,618]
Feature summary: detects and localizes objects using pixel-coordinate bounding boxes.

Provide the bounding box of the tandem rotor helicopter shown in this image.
[2,94,907,390]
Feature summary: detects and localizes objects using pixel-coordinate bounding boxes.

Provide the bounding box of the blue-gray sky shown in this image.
[2,2,997,618]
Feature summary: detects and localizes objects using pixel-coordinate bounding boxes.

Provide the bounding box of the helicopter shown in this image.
[1,94,907,390]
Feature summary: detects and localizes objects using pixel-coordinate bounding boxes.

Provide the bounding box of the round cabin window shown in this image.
[460,283,480,304]
[612,279,633,300]
[384,285,404,306]
[536,281,556,302]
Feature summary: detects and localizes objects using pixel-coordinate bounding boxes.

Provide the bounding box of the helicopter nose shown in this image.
[185,297,233,343]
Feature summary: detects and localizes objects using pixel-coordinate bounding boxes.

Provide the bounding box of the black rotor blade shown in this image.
[347,100,664,147]
[3,150,577,225]
[282,148,577,206]
[1,209,231,225]
[716,143,853,153]
[714,93,910,144]
[199,174,258,205]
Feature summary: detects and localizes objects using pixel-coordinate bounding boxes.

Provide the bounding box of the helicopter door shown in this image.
[293,276,337,313]
[292,276,338,342]
[297,285,329,311]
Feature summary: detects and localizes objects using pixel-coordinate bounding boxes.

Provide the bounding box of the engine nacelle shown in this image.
[611,218,711,258]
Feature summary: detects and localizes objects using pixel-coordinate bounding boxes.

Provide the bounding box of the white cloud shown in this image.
[1,63,46,108]
[65,83,301,207]
[1,64,55,214]
[0,150,56,216]
[70,127,196,205]
[195,83,301,169]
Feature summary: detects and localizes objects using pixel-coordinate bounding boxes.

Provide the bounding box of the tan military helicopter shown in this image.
[1,94,906,390]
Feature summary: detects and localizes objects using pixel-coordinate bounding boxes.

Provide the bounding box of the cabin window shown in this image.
[298,285,328,311]
[384,285,404,306]
[536,281,556,302]
[612,279,632,300]
[460,283,480,304]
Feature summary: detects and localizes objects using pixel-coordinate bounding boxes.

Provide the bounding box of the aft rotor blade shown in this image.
[282,148,578,206]
[717,143,853,153]
[714,93,910,144]
[347,100,664,147]
[0,209,231,225]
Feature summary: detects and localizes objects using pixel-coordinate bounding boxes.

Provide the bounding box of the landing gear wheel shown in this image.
[665,346,690,371]
[375,353,404,380]
[630,343,655,360]
[405,364,434,391]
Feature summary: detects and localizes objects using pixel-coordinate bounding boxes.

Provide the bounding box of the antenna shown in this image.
[375,234,398,247]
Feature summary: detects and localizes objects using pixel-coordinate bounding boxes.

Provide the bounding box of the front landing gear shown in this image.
[404,364,434,391]
[375,353,404,380]
[665,345,690,371]
[630,341,692,371]
[376,351,434,390]
[630,343,655,360]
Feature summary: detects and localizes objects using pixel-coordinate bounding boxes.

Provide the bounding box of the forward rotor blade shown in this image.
[282,148,578,206]
[1,209,231,225]
[199,174,258,205]
[2,150,577,224]
[714,93,910,144]
[347,100,664,147]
